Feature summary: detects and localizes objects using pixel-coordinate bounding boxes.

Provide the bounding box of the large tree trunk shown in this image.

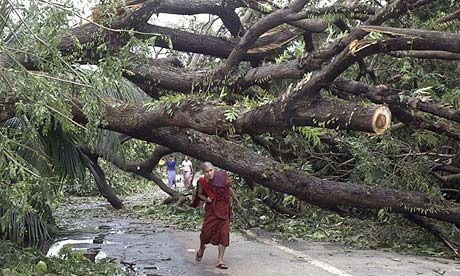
[105,125,460,224]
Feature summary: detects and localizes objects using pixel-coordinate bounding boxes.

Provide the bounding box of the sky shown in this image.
[70,0,222,29]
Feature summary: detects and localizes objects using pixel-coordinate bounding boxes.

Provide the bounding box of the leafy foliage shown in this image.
[0,240,120,275]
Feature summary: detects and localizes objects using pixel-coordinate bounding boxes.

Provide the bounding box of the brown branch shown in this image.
[0,78,392,138]
[58,0,161,55]
[333,78,460,124]
[56,0,324,62]
[332,78,460,141]
[433,164,460,174]
[126,57,308,96]
[132,24,280,61]
[128,29,460,99]
[97,95,391,135]
[405,214,460,256]
[299,0,432,68]
[303,31,314,52]
[333,18,376,84]
[392,107,460,141]
[83,141,180,198]
[249,0,327,32]
[387,50,460,60]
[107,125,460,225]
[253,2,436,121]
[129,3,439,100]
[80,151,125,209]
[360,25,460,54]
[218,7,243,36]
[234,97,391,135]
[435,8,460,24]
[283,30,460,112]
[117,0,244,36]
[290,3,377,21]
[441,173,460,182]
[56,0,266,60]
[6,94,455,225]
[217,0,308,76]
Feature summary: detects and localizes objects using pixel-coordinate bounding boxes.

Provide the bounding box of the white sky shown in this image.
[70,0,222,30]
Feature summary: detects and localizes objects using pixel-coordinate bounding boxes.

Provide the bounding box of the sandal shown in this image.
[216,263,228,269]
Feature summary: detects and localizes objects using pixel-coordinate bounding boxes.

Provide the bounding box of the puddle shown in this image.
[95,251,107,260]
[50,194,214,275]
[46,238,114,257]
[46,239,94,257]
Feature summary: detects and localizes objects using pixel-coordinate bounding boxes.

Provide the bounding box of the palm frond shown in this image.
[0,208,51,242]
[42,122,86,181]
[0,117,24,128]
[1,117,53,176]
[99,77,150,104]
[93,129,126,166]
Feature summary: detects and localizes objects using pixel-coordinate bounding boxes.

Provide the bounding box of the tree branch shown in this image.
[333,78,460,124]
[405,214,460,256]
[217,0,309,76]
[387,50,460,60]
[435,8,460,24]
[107,126,460,225]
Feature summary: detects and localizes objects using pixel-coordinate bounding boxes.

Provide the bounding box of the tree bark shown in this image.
[82,142,181,199]
[109,126,460,225]
[387,50,460,60]
[135,24,289,61]
[81,152,125,209]
[332,78,460,141]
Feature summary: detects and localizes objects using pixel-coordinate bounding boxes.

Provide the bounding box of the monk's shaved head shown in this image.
[201,162,213,171]
[202,162,215,180]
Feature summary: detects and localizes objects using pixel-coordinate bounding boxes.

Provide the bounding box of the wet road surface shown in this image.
[50,192,460,276]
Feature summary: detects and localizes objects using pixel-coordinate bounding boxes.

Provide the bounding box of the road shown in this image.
[50,188,460,276]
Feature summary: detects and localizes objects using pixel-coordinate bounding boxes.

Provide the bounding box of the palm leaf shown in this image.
[96,77,150,104]
[42,122,86,181]
[1,117,53,176]
[0,117,23,128]
[0,208,51,242]
[75,65,150,104]
[93,129,126,166]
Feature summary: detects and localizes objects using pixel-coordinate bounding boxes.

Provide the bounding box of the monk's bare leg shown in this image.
[196,241,206,261]
[217,244,226,264]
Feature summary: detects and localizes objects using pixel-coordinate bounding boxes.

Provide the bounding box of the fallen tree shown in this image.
[3,0,460,252]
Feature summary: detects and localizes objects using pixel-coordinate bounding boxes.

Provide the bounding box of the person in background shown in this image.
[165,155,177,188]
[182,156,193,189]
[158,157,165,174]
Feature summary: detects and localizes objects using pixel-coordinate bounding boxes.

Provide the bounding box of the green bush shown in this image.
[0,240,120,276]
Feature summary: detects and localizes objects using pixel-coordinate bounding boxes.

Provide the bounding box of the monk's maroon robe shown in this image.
[198,171,231,247]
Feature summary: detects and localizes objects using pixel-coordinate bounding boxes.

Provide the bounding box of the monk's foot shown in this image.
[216,262,228,269]
[195,246,205,262]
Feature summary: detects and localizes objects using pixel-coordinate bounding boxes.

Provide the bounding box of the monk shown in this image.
[191,162,241,269]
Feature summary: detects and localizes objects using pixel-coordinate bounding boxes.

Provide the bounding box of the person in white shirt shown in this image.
[181,156,193,189]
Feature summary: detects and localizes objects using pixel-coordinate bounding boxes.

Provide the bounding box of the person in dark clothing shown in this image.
[192,162,241,269]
